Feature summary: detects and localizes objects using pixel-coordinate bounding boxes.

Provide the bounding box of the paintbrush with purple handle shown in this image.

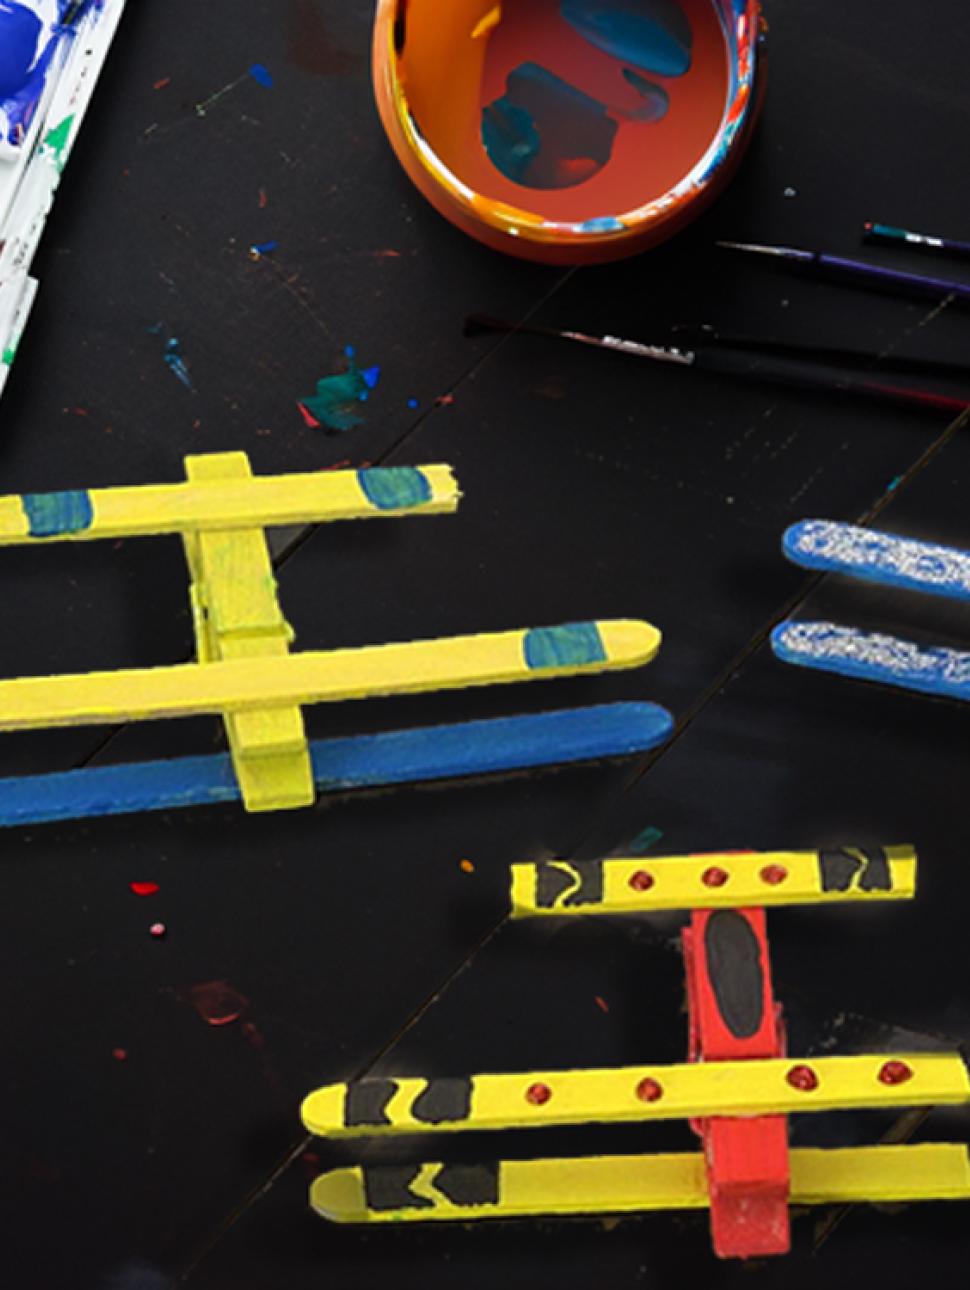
[717,240,970,305]
[464,314,970,417]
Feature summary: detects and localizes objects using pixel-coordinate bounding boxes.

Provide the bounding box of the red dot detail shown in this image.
[149,922,167,939]
[702,866,729,888]
[760,864,788,885]
[636,1077,663,1103]
[111,1047,128,1062]
[786,1064,819,1092]
[878,1060,914,1086]
[629,870,654,892]
[525,1083,552,1105]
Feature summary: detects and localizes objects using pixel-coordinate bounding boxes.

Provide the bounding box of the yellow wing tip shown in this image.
[598,619,662,668]
[301,1084,345,1136]
[310,1168,369,1223]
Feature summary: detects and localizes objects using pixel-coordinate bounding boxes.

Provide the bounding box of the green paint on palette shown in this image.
[628,825,664,854]
[524,622,607,670]
[43,114,75,171]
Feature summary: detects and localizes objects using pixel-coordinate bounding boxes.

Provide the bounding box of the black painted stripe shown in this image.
[345,1079,397,1127]
[412,1077,473,1124]
[703,910,765,1040]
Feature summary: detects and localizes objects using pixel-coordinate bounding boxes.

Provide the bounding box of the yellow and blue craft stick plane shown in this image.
[0,451,673,827]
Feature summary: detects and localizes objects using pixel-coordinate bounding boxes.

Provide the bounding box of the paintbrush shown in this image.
[464,314,970,417]
[863,221,970,263]
[670,323,970,380]
[717,240,970,305]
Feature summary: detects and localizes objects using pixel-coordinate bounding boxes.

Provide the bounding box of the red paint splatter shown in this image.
[188,980,249,1027]
[129,881,160,897]
[372,249,401,259]
[258,187,269,208]
[594,995,610,1014]
[149,922,167,939]
[153,76,171,90]
[296,401,321,429]
[64,406,89,417]
[435,393,455,407]
[112,1047,128,1062]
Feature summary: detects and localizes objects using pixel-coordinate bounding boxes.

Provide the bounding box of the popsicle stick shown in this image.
[510,846,917,917]
[310,1144,970,1223]
[302,1052,970,1138]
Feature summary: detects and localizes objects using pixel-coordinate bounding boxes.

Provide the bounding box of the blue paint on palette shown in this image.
[772,621,970,704]
[0,1,98,155]
[358,467,432,510]
[561,0,693,78]
[0,703,674,827]
[22,488,93,537]
[783,520,970,603]
[524,622,608,670]
[483,62,616,189]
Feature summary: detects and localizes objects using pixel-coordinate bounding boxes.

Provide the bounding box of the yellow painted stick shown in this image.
[301,1052,970,1138]
[0,462,460,545]
[510,847,918,917]
[0,620,660,732]
[310,1144,970,1223]
[182,455,313,812]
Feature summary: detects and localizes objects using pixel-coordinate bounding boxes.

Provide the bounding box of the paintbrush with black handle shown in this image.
[464,314,970,417]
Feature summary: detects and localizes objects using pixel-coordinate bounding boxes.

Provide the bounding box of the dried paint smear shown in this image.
[483,0,691,188]
[299,346,381,432]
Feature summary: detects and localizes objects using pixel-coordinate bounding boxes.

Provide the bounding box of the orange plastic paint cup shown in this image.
[373,0,766,264]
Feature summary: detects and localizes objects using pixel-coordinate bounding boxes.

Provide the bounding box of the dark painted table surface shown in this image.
[3,3,970,1287]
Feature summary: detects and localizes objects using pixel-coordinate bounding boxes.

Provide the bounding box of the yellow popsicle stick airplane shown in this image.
[303,844,970,1258]
[0,452,671,826]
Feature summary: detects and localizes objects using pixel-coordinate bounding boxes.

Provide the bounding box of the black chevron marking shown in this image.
[819,846,892,892]
[704,910,765,1040]
[345,1079,397,1127]
[535,862,577,908]
[434,1162,500,1207]
[363,1165,434,1212]
[412,1077,473,1124]
[564,859,604,907]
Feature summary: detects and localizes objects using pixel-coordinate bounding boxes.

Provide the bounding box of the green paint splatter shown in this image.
[42,114,75,171]
[628,825,664,854]
[299,346,381,432]
[2,345,16,367]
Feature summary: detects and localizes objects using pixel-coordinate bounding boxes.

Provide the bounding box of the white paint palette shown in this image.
[0,1,127,397]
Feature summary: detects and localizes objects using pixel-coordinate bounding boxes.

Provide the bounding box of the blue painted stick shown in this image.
[783,521,970,603]
[0,702,673,828]
[772,622,970,704]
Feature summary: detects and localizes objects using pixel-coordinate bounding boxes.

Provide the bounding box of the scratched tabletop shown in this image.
[3,3,970,1288]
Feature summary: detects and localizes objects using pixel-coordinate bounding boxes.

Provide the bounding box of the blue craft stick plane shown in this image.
[772,519,970,703]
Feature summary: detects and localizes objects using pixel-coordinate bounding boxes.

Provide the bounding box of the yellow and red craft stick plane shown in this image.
[303,845,970,1259]
[0,452,672,828]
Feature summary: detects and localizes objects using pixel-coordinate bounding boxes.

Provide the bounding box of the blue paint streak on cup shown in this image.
[561,0,693,78]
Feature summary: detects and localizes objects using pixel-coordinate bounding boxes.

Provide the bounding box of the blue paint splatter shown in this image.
[579,216,625,232]
[524,622,608,670]
[561,0,693,78]
[358,468,432,511]
[249,62,273,88]
[249,239,278,257]
[164,337,193,390]
[483,62,616,189]
[300,348,381,432]
[407,398,419,410]
[22,488,94,537]
[628,824,664,854]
